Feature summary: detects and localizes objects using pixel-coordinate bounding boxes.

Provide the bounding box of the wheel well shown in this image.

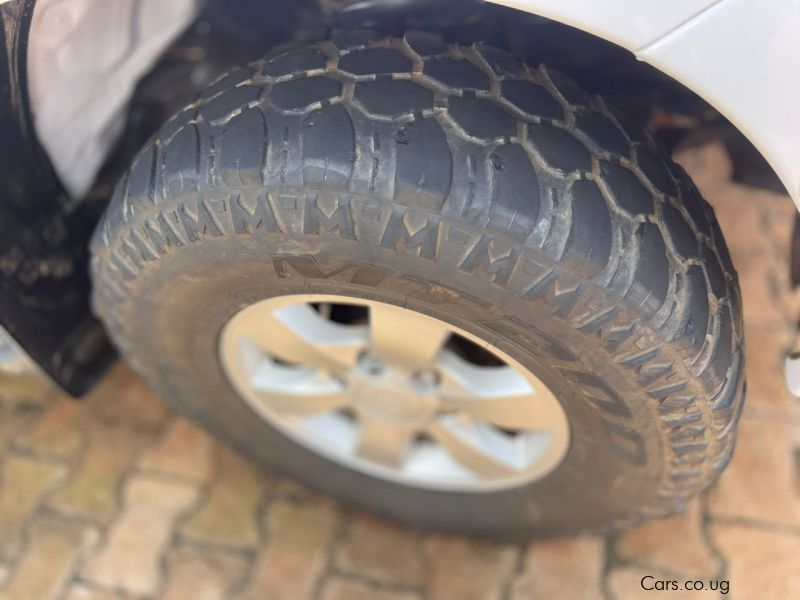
[100,0,783,200]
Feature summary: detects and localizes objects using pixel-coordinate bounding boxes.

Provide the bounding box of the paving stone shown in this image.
[15,397,83,459]
[180,445,266,549]
[607,565,720,599]
[424,535,517,600]
[240,499,342,600]
[269,473,316,501]
[0,455,66,561]
[0,395,49,456]
[0,374,54,407]
[711,523,800,600]
[321,578,420,600]
[708,418,800,527]
[48,416,148,522]
[85,364,168,431]
[334,514,425,587]
[511,536,604,600]
[62,583,127,600]
[81,475,199,596]
[615,500,719,577]
[161,543,249,600]
[138,418,213,483]
[0,516,97,600]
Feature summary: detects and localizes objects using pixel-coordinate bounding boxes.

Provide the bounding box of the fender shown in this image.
[488,0,800,208]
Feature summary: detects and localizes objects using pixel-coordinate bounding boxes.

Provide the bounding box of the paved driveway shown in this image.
[0,143,798,599]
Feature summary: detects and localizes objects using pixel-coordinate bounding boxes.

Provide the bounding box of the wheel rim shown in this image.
[219,294,570,492]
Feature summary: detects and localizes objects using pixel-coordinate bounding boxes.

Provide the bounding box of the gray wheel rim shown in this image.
[219,294,570,492]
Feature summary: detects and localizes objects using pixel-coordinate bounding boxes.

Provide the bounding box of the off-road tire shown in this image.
[90,32,744,538]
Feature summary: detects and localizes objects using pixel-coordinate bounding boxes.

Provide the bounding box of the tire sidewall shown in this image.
[112,186,667,536]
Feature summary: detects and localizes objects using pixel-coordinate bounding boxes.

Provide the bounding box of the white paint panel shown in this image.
[639,0,800,203]
[489,0,800,207]
[488,0,721,49]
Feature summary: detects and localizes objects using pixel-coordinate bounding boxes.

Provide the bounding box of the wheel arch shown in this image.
[488,0,800,209]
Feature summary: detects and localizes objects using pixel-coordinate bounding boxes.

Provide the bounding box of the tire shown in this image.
[90,32,744,538]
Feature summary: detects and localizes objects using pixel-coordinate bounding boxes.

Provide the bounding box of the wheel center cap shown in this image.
[351,377,435,423]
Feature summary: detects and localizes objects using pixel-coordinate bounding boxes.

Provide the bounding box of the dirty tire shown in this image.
[90,32,744,538]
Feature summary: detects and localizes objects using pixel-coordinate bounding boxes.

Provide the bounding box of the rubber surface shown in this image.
[90,32,744,537]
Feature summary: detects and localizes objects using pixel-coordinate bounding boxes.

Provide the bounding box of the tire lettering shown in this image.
[379,206,439,259]
[230,192,281,234]
[178,197,224,241]
[459,233,520,286]
[303,193,356,239]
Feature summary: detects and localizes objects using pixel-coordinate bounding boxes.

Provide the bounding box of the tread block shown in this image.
[425,57,490,90]
[679,181,712,233]
[607,103,650,143]
[490,143,540,218]
[158,109,195,144]
[661,203,698,260]
[201,85,261,122]
[404,31,446,56]
[576,111,629,156]
[528,124,591,173]
[201,67,253,100]
[701,244,727,299]
[565,179,612,273]
[635,222,670,310]
[682,265,711,354]
[708,304,734,385]
[600,161,653,216]
[269,76,342,111]
[447,96,516,139]
[339,48,412,75]
[125,145,157,213]
[475,44,517,76]
[501,80,563,120]
[355,80,433,117]
[546,69,590,107]
[636,145,678,197]
[394,117,452,209]
[162,124,200,198]
[301,105,355,187]
[220,107,267,187]
[710,219,734,276]
[263,47,328,77]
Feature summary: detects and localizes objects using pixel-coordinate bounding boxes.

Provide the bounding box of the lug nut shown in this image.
[412,369,440,392]
[358,351,385,377]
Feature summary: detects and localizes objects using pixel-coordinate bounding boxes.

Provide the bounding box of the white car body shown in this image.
[489,0,800,208]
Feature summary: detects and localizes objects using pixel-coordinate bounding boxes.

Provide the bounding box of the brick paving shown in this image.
[1,142,799,599]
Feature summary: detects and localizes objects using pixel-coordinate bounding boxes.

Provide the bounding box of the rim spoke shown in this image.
[428,416,521,478]
[442,391,550,431]
[369,303,451,369]
[248,302,368,371]
[438,352,554,431]
[249,361,349,415]
[251,388,349,415]
[354,414,416,468]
